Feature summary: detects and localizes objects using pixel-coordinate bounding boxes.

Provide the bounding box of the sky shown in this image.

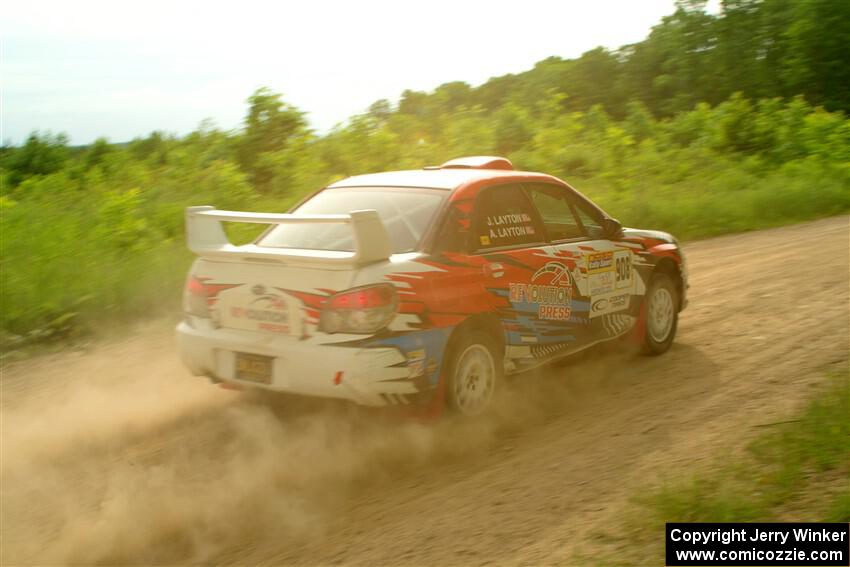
[2,0,684,146]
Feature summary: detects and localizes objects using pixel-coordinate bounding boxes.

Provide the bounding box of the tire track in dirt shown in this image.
[1,216,847,565]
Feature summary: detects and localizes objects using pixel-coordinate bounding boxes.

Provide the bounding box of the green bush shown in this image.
[1,88,848,345]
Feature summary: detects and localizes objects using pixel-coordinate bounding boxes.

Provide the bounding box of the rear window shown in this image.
[258,187,445,254]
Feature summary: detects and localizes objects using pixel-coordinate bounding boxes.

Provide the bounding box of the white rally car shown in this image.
[176,156,687,416]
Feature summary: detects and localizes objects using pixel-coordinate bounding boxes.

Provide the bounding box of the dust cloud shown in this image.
[1,329,613,565]
[4,216,848,566]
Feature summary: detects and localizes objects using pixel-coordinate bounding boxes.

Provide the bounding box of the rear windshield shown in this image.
[258,187,445,254]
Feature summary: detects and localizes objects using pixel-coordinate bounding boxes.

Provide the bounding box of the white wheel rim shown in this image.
[453,344,496,415]
[648,286,675,342]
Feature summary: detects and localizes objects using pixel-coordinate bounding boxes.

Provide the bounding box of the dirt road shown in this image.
[2,216,848,566]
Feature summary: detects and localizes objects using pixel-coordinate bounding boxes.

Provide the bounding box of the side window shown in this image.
[526,184,584,241]
[573,204,605,240]
[473,184,545,250]
[526,183,608,241]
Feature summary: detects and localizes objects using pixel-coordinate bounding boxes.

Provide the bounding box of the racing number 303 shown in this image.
[615,255,631,283]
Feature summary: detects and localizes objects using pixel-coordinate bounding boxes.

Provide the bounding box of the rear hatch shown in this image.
[188,257,360,337]
[183,187,446,336]
[184,207,393,336]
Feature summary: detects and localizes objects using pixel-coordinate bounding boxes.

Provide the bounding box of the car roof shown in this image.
[327,168,555,191]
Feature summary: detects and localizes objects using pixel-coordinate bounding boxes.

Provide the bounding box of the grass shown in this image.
[577,370,850,565]
[587,163,850,241]
[0,188,297,352]
[1,158,847,352]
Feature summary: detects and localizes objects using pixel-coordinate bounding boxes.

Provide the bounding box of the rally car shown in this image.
[176,156,687,416]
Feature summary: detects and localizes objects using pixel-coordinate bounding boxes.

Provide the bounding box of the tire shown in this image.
[640,272,679,355]
[444,330,503,417]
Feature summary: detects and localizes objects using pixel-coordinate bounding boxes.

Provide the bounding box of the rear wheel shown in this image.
[445,331,502,417]
[640,272,679,355]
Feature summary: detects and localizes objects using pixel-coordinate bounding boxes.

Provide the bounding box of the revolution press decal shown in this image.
[509,261,573,321]
[230,289,290,333]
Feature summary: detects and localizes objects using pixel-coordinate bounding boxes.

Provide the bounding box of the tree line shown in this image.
[1,0,847,343]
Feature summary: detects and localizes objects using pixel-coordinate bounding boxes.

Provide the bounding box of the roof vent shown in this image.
[438,156,514,171]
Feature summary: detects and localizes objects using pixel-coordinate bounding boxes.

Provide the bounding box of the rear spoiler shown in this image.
[185,206,393,266]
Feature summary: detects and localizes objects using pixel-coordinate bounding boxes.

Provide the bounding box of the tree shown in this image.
[563,48,622,114]
[84,137,115,170]
[781,0,850,113]
[433,81,473,114]
[3,132,69,187]
[367,99,393,125]
[494,103,532,155]
[236,87,308,190]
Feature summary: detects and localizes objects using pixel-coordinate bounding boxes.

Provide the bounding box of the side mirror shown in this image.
[601,217,623,240]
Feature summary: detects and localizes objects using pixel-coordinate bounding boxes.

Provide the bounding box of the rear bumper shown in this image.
[176,318,422,406]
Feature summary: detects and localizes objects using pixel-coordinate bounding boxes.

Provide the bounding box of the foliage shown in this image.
[1,1,849,343]
[235,87,309,191]
[2,132,70,188]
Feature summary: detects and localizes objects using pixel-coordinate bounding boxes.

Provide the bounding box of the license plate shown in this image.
[235,352,273,384]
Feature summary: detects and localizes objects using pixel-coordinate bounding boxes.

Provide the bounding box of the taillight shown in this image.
[319,284,398,334]
[184,276,210,318]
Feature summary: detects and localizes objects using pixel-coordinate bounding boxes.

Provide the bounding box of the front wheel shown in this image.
[640,273,679,355]
[445,331,502,417]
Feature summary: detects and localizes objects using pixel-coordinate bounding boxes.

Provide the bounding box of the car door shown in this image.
[523,182,637,344]
[469,183,587,366]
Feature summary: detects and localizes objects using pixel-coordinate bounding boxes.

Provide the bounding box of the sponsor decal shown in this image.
[509,261,573,321]
[230,306,288,322]
[230,288,290,333]
[592,297,609,313]
[586,251,614,274]
[479,235,491,246]
[590,293,630,318]
[589,271,615,295]
[585,249,633,291]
